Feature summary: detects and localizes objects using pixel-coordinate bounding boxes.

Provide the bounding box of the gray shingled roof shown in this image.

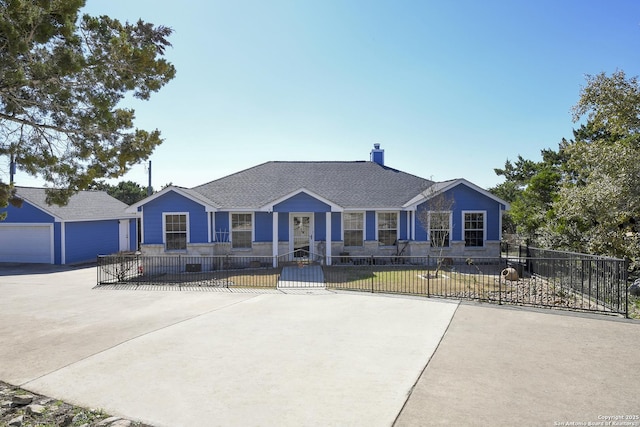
[15,187,133,221]
[192,161,435,209]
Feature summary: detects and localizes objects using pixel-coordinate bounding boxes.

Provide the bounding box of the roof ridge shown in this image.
[15,185,109,194]
[268,160,367,164]
[191,161,274,189]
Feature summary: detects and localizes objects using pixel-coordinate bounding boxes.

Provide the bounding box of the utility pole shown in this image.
[9,153,15,184]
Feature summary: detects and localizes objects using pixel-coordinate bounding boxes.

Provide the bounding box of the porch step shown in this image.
[277,265,325,289]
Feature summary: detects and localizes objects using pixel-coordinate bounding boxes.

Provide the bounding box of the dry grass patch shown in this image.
[117,268,280,288]
[324,265,502,297]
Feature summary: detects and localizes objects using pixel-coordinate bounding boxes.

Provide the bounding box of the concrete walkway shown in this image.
[1,264,639,426]
[277,264,325,288]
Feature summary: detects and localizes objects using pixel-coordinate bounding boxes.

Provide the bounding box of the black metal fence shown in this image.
[501,244,628,315]
[97,254,278,288]
[97,248,630,316]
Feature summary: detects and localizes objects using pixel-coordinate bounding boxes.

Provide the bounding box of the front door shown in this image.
[291,214,312,259]
[119,219,130,252]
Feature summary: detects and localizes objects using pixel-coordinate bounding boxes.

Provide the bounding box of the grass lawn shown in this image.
[105,268,281,288]
[323,265,502,297]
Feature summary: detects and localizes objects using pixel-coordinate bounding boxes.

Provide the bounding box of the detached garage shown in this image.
[0,187,137,265]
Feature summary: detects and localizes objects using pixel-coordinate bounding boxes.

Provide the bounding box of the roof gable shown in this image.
[403,179,510,210]
[126,186,219,213]
[262,188,343,212]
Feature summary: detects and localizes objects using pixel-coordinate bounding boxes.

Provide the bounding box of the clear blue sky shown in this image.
[14,0,640,190]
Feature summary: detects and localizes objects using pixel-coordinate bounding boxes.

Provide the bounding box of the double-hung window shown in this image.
[429,212,451,247]
[464,211,485,247]
[164,213,188,251]
[343,212,364,247]
[231,213,252,249]
[377,212,398,246]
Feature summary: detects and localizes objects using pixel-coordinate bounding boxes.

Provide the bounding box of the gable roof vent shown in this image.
[370,143,384,166]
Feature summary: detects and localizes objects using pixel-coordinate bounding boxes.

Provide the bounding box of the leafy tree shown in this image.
[549,74,640,266]
[0,184,21,220]
[90,180,148,205]
[496,70,640,269]
[548,141,640,256]
[572,70,640,137]
[0,0,175,210]
[490,146,564,240]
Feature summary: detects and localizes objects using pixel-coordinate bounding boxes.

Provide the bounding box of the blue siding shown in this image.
[414,209,428,241]
[399,211,408,240]
[416,184,504,242]
[365,211,376,240]
[449,185,502,241]
[486,209,501,241]
[314,213,326,241]
[143,191,208,245]
[214,212,229,242]
[54,222,62,264]
[278,213,288,241]
[332,212,342,241]
[273,192,331,213]
[129,219,138,251]
[1,201,54,223]
[66,220,119,264]
[255,212,272,242]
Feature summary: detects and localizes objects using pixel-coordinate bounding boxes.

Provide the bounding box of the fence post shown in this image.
[625,258,629,319]
[498,262,502,305]
[427,255,430,297]
[371,255,375,293]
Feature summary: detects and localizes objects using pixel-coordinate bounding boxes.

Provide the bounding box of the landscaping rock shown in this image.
[629,279,640,297]
[0,380,153,427]
[8,415,23,426]
[11,393,33,406]
[26,403,46,415]
[60,413,74,426]
[96,416,122,426]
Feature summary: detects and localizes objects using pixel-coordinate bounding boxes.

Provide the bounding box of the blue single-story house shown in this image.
[0,187,137,264]
[127,144,509,265]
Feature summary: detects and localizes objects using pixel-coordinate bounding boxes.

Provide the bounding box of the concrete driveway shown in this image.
[395,304,640,426]
[0,265,457,427]
[1,264,639,426]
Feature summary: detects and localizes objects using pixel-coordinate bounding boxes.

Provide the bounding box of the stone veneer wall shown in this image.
[139,240,502,260]
[407,241,501,258]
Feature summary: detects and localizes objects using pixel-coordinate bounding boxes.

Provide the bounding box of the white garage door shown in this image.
[0,224,53,263]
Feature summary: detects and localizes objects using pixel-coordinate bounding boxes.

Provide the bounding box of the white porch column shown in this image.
[272,212,278,267]
[406,211,410,241]
[412,211,416,240]
[326,211,332,265]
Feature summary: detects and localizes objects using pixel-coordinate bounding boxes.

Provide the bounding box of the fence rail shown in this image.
[97,248,630,316]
